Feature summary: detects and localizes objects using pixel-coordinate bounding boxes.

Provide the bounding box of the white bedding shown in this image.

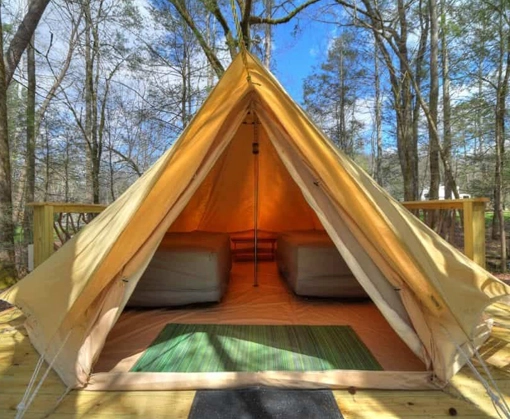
[277,231,368,298]
[127,231,231,307]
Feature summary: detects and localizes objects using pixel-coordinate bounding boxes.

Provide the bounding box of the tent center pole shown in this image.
[253,112,260,287]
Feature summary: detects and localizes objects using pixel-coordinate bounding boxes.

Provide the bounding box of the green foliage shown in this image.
[485,211,510,227]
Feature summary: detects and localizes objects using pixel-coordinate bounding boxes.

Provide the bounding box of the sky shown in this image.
[126,0,341,104]
[258,4,340,104]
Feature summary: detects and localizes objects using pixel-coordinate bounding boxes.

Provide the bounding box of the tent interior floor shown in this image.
[1,297,510,417]
[95,261,424,374]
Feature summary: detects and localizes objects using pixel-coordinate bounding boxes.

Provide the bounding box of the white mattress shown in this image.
[276,231,368,298]
[127,231,232,307]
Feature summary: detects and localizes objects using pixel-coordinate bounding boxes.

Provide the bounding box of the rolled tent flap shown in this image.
[1,51,509,389]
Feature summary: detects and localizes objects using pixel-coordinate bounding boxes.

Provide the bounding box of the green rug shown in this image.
[131,324,382,373]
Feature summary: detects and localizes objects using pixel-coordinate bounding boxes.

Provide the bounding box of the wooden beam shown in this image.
[32,204,54,268]
[28,202,107,267]
[402,198,488,268]
[463,200,487,268]
[402,198,489,211]
[27,202,107,213]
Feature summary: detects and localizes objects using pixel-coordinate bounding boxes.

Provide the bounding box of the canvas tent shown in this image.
[2,52,510,393]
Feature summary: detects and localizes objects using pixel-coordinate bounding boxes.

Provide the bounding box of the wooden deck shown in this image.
[1,304,509,418]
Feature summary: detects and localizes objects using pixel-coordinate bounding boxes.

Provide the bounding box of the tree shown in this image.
[441,0,452,199]
[58,0,138,203]
[0,0,52,282]
[373,38,383,185]
[335,0,460,201]
[303,32,367,157]
[428,0,440,203]
[455,0,510,269]
[165,0,321,77]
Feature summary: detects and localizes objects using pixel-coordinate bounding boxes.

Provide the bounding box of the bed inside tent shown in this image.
[89,111,431,391]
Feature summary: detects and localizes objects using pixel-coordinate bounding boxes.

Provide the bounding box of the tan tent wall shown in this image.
[169,122,323,233]
[247,55,510,323]
[246,56,508,380]
[1,58,255,387]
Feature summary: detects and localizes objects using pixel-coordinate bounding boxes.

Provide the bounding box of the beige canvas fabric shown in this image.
[1,52,509,390]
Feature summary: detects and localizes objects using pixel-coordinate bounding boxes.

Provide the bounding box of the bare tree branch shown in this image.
[249,0,320,24]
[165,0,226,77]
[5,0,51,86]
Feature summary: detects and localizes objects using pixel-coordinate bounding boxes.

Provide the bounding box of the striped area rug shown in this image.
[131,324,382,373]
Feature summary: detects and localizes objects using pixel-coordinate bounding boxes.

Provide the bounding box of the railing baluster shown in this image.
[27,202,107,268]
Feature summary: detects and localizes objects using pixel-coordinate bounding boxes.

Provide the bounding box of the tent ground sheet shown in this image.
[131,324,382,373]
[95,262,425,375]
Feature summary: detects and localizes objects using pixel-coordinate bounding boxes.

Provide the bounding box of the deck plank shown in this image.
[1,305,509,418]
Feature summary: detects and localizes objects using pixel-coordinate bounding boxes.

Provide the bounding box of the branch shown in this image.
[106,146,142,176]
[37,11,84,135]
[241,0,253,46]
[5,0,51,86]
[203,0,237,59]
[249,0,320,24]
[164,0,225,77]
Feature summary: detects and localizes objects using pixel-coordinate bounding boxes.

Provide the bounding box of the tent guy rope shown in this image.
[441,324,510,419]
[15,330,72,419]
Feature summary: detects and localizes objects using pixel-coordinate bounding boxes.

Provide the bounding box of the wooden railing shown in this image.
[402,198,489,268]
[28,198,489,269]
[27,202,107,268]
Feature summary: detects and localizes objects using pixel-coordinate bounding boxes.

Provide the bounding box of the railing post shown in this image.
[463,200,486,268]
[32,204,54,268]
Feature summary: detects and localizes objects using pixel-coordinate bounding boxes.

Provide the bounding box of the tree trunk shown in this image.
[4,0,50,85]
[23,36,36,269]
[84,0,94,203]
[0,14,17,283]
[181,45,188,127]
[412,0,429,199]
[428,0,440,205]
[0,0,51,281]
[339,41,347,153]
[84,0,101,204]
[374,39,383,186]
[495,103,506,271]
[205,12,217,89]
[108,134,115,202]
[441,0,454,238]
[263,0,273,67]
[361,0,418,200]
[493,9,510,271]
[397,0,418,200]
[441,0,452,199]
[44,130,50,201]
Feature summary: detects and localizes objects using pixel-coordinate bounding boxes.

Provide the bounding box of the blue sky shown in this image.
[269,15,337,103]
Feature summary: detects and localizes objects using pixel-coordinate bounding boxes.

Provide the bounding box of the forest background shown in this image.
[1,0,509,282]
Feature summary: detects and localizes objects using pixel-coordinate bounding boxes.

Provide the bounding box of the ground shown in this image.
[0,303,509,418]
[1,213,510,417]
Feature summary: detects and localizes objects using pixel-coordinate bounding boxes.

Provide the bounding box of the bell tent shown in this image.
[2,52,509,393]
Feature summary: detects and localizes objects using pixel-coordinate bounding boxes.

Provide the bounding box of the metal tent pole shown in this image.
[253,112,260,287]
